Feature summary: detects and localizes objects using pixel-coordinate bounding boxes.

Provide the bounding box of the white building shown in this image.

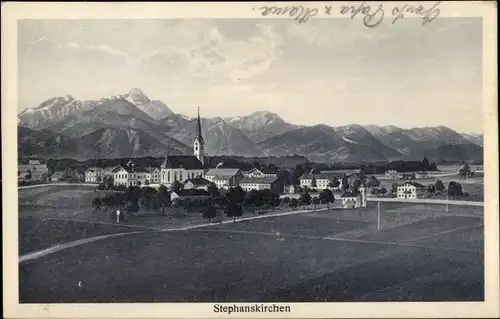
[146,167,161,185]
[205,168,243,189]
[299,173,342,190]
[340,187,367,209]
[397,182,426,199]
[239,177,280,193]
[384,169,400,180]
[111,165,149,187]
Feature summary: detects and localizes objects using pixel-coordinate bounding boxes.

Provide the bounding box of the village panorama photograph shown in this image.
[17,17,484,303]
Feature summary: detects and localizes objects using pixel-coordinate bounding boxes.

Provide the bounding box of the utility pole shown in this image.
[377,201,381,231]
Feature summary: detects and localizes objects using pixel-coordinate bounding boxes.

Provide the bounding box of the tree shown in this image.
[319,189,335,208]
[422,156,430,169]
[290,198,299,210]
[126,199,139,214]
[427,184,435,194]
[329,178,340,189]
[25,169,32,180]
[104,176,114,189]
[435,180,445,193]
[157,185,171,215]
[447,181,463,197]
[224,200,243,222]
[96,176,102,183]
[352,179,362,191]
[380,187,387,195]
[92,197,102,211]
[391,183,399,195]
[144,179,150,186]
[299,190,312,209]
[171,180,183,193]
[312,197,320,210]
[341,174,349,191]
[207,182,220,197]
[459,164,471,178]
[203,204,217,222]
[367,176,381,188]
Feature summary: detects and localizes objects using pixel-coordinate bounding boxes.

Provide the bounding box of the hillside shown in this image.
[422,143,483,163]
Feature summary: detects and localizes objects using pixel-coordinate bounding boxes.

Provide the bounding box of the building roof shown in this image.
[184,178,211,186]
[161,156,204,170]
[205,168,241,177]
[240,177,277,184]
[299,173,340,180]
[401,181,426,188]
[212,175,232,181]
[341,191,361,198]
[248,167,278,175]
[111,165,149,173]
[173,189,210,197]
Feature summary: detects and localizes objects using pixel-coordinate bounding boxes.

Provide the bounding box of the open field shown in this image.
[19,185,484,303]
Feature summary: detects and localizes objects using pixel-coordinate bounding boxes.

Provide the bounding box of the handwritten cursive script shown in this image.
[339,1,442,28]
[257,5,319,23]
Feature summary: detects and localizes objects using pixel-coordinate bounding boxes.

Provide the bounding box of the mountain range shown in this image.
[18,88,484,163]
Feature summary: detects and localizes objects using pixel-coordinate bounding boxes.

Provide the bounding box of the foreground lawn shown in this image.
[20,210,484,303]
[19,217,145,255]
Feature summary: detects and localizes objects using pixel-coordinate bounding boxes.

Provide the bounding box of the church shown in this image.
[160,108,206,187]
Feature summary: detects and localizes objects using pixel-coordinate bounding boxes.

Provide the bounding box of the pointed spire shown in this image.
[195,106,204,144]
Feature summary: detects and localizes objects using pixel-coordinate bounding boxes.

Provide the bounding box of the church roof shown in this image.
[161,156,204,169]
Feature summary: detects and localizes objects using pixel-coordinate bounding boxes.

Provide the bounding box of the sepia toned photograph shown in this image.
[2,1,499,318]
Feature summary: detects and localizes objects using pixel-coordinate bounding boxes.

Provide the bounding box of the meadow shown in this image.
[18,185,484,303]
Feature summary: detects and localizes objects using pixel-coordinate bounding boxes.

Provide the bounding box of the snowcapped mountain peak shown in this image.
[125,88,150,105]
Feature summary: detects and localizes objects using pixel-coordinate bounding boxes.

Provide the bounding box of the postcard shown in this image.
[2,1,499,318]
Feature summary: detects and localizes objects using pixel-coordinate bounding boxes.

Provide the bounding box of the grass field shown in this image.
[18,185,484,303]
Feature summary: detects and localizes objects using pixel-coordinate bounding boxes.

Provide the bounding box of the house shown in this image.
[239,177,281,193]
[396,182,426,199]
[340,187,367,209]
[415,171,430,179]
[245,167,278,178]
[384,169,400,180]
[184,178,211,191]
[299,173,342,190]
[146,167,161,185]
[160,108,206,188]
[18,163,49,181]
[205,168,243,189]
[85,167,102,183]
[170,189,211,201]
[50,171,64,182]
[112,164,148,187]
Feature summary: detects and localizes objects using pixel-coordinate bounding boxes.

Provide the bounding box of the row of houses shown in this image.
[384,169,431,180]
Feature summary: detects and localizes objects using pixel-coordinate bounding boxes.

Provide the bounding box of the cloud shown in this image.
[140,21,283,83]
[25,37,132,61]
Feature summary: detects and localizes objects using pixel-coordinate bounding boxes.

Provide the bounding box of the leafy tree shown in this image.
[435,180,445,193]
[380,187,387,195]
[96,176,102,183]
[25,169,32,180]
[104,176,114,189]
[171,180,183,193]
[447,181,463,197]
[282,197,291,206]
[352,179,362,191]
[341,174,349,191]
[391,183,399,195]
[290,198,299,210]
[367,176,381,188]
[459,164,471,178]
[312,197,320,210]
[319,189,335,209]
[329,178,340,189]
[207,182,220,197]
[299,190,312,209]
[224,201,243,222]
[427,184,435,194]
[203,204,217,222]
[92,197,102,211]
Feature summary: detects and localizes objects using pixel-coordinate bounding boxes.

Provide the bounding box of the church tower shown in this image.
[193,107,205,166]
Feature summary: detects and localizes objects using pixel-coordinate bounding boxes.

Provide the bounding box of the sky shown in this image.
[18,18,483,133]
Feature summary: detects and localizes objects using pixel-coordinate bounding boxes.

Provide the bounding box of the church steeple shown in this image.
[193,106,205,166]
[195,106,204,144]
